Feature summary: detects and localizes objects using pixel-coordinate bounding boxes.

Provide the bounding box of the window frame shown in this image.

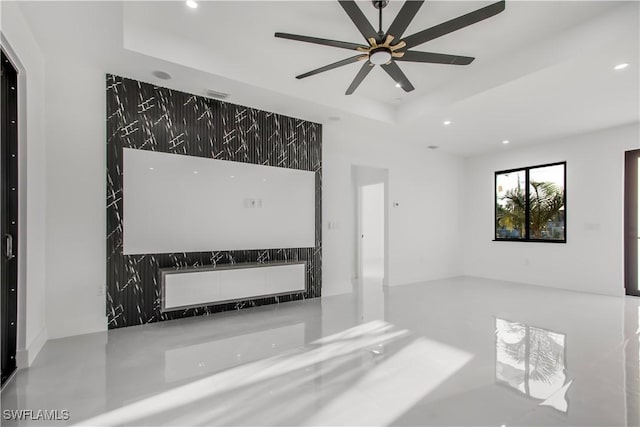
[494,161,567,243]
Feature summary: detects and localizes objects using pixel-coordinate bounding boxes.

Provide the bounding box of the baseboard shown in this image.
[15,326,48,369]
[459,274,624,298]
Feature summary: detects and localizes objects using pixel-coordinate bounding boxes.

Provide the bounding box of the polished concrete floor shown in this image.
[2,276,640,426]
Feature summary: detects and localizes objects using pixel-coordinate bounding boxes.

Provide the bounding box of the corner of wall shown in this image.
[47,315,107,341]
[26,326,47,366]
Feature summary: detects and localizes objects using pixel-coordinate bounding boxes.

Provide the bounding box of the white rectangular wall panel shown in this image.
[266,264,307,295]
[123,148,315,255]
[161,262,306,311]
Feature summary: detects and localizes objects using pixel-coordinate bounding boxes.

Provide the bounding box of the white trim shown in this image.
[0,33,29,371]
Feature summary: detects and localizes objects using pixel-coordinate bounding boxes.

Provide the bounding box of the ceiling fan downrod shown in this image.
[372,0,389,38]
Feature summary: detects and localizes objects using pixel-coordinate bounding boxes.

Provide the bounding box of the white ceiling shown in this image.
[13,0,640,155]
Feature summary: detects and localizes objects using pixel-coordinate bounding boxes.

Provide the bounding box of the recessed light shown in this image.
[502,140,510,144]
[614,63,629,70]
[395,83,401,88]
[193,171,199,174]
[443,120,452,126]
[427,145,439,150]
[152,70,172,80]
[186,0,198,9]
[205,89,229,100]
[148,167,155,171]
[230,175,235,179]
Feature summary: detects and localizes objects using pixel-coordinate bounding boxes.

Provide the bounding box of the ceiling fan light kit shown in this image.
[369,48,392,65]
[275,0,506,95]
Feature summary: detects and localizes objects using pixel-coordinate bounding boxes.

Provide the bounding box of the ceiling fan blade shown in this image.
[346,62,374,95]
[386,0,425,39]
[402,0,506,49]
[296,55,366,80]
[275,33,366,51]
[396,50,475,65]
[381,61,415,92]
[338,0,379,42]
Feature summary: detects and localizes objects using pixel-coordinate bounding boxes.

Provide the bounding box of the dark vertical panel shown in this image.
[1,50,19,385]
[625,149,639,296]
[106,75,322,329]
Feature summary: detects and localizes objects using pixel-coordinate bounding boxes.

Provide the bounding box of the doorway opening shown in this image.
[625,149,640,297]
[1,49,19,387]
[360,183,385,277]
[352,165,388,282]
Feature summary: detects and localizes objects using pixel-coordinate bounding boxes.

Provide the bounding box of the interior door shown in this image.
[1,50,19,386]
[625,149,640,296]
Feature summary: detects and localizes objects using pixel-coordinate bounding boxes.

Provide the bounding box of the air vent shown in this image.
[204,89,230,100]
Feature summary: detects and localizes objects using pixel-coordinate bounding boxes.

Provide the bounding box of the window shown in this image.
[495,162,566,242]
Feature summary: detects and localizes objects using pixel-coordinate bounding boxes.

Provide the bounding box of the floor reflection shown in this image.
[3,277,640,426]
[495,318,572,412]
[78,321,472,426]
[163,322,306,383]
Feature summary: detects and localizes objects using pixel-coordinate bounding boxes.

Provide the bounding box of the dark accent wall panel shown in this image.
[106,75,322,329]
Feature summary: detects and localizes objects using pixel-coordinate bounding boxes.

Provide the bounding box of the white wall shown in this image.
[463,123,640,296]
[43,58,107,338]
[323,124,466,296]
[1,2,48,365]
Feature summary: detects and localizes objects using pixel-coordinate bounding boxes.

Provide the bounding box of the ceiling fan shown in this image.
[275,0,506,95]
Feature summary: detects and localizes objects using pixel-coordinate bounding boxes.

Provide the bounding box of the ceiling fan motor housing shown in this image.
[372,0,389,9]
